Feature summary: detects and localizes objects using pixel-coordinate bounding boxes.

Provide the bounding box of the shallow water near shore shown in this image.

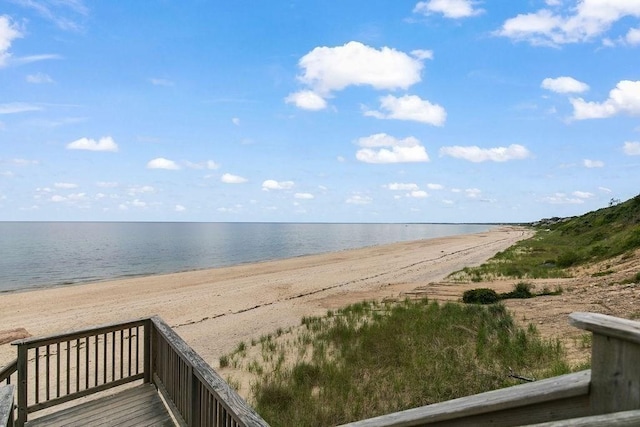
[0,222,494,292]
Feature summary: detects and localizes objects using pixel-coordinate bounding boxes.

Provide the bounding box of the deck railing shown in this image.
[341,312,640,426]
[6,317,268,427]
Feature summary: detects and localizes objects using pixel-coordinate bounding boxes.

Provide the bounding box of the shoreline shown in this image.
[0,226,532,368]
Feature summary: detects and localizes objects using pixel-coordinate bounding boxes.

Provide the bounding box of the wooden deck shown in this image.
[25,384,174,427]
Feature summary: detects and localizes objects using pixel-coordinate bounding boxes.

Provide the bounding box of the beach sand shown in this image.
[0,227,531,369]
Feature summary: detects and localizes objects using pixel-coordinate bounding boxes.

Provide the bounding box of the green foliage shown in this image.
[451,194,640,281]
[251,299,569,426]
[500,282,534,299]
[462,288,500,304]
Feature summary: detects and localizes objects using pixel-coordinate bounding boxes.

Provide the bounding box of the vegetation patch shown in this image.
[463,282,562,305]
[450,194,640,282]
[222,299,570,426]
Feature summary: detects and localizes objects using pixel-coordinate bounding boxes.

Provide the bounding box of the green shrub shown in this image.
[557,251,580,268]
[462,288,500,304]
[501,282,534,299]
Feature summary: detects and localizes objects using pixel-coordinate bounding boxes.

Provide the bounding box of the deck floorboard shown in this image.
[25,384,175,427]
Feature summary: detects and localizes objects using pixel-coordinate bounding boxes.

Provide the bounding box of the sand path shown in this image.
[0,226,530,368]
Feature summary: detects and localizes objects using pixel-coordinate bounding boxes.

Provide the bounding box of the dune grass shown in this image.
[222,298,571,426]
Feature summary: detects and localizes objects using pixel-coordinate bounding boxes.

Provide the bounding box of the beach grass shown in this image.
[221,298,572,426]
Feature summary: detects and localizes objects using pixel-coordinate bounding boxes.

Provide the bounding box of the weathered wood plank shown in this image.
[569,312,640,345]
[341,370,591,427]
[524,409,640,426]
[24,384,173,427]
[0,385,14,427]
[0,361,16,385]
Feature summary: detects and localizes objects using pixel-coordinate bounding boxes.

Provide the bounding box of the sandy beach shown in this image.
[0,227,530,369]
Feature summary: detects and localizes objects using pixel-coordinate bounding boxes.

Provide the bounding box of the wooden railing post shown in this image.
[569,312,640,415]
[15,344,27,427]
[144,319,152,384]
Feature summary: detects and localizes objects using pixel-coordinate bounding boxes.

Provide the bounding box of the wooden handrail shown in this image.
[0,361,17,386]
[150,316,269,427]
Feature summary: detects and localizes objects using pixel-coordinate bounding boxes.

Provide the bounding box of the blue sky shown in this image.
[1,0,639,223]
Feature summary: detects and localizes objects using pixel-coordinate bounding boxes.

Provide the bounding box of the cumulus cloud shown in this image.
[465,188,482,198]
[175,204,186,212]
[408,190,428,198]
[583,159,604,168]
[364,94,446,126]
[543,192,587,204]
[541,76,589,93]
[623,141,640,155]
[573,191,594,199]
[346,194,372,205]
[413,0,484,19]
[0,16,22,67]
[411,49,434,60]
[295,193,314,199]
[427,183,444,190]
[439,144,531,162]
[571,80,640,120]
[286,41,425,109]
[232,117,240,126]
[67,136,119,152]
[496,1,640,46]
[284,90,327,111]
[355,133,430,164]
[221,173,247,184]
[384,183,420,191]
[184,160,219,170]
[627,27,640,45]
[262,180,295,191]
[147,157,180,170]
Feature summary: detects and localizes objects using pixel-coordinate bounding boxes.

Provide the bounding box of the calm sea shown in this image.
[0,222,494,292]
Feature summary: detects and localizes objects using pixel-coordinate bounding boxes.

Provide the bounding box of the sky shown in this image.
[0,0,639,223]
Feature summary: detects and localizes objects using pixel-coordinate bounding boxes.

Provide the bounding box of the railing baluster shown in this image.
[45,345,50,401]
[66,341,70,395]
[34,347,39,405]
[75,338,80,393]
[56,342,60,398]
[85,336,89,390]
[111,331,116,382]
[94,334,99,387]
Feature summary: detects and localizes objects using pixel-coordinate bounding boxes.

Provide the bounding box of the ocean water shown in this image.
[0,222,494,292]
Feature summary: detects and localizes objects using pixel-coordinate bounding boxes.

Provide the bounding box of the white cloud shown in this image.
[573,191,594,199]
[67,136,119,152]
[623,141,640,155]
[571,80,640,119]
[496,1,640,46]
[175,204,186,212]
[97,181,118,188]
[346,194,372,205]
[286,41,425,109]
[284,90,327,111]
[0,16,22,67]
[427,183,444,190]
[51,195,66,202]
[413,0,484,19]
[295,193,314,199]
[232,117,240,126]
[54,182,78,189]
[13,0,88,32]
[627,27,640,45]
[411,49,434,60]
[408,190,428,198]
[583,159,604,168]
[543,192,586,204]
[131,199,147,208]
[384,183,419,191]
[221,173,248,184]
[364,94,446,126]
[440,144,531,162]
[466,188,482,198]
[127,185,154,196]
[147,157,180,170]
[262,180,295,191]
[541,76,589,93]
[355,133,430,164]
[26,72,54,84]
[599,186,612,193]
[0,103,42,114]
